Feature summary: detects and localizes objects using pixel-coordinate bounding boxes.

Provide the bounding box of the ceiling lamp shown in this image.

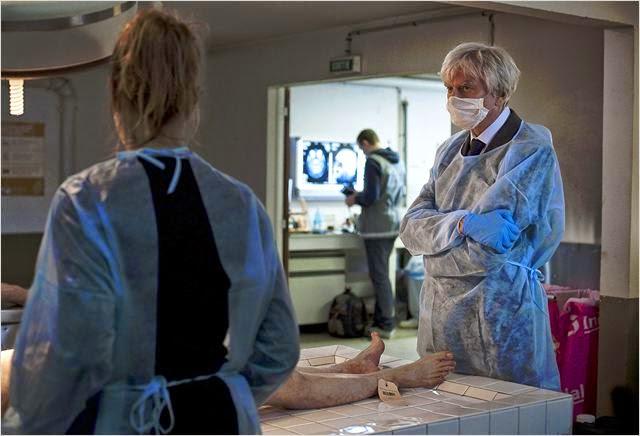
[1,1,138,116]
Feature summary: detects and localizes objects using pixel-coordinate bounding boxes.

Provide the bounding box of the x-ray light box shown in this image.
[294,138,365,200]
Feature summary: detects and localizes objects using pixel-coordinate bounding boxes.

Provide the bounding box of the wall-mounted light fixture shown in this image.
[8,79,24,116]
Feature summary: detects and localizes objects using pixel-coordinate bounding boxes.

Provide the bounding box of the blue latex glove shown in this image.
[462,209,520,253]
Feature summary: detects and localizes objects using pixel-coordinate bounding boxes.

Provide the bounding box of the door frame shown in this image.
[265,86,288,264]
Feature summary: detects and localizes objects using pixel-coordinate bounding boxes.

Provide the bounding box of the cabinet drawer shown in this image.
[289,256,345,273]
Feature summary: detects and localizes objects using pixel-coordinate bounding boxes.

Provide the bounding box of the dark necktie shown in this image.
[468,138,486,156]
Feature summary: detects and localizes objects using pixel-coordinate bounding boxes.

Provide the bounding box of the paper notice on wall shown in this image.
[1,121,45,196]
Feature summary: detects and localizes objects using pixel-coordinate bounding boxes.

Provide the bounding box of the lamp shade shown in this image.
[1,1,138,79]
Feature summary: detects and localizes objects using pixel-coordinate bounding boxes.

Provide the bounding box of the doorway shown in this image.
[267,74,451,331]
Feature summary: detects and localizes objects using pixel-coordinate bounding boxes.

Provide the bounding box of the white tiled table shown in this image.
[259,345,573,435]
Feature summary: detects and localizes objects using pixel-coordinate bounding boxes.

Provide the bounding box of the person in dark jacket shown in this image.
[345,129,405,339]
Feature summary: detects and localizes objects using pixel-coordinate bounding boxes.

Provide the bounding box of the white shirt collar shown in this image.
[472,106,511,146]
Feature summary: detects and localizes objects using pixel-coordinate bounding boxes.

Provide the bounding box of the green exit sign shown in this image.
[330,56,361,74]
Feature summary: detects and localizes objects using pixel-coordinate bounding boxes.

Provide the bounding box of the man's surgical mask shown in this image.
[446,96,490,130]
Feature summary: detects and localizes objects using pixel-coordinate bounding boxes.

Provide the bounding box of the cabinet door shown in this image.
[289,274,346,325]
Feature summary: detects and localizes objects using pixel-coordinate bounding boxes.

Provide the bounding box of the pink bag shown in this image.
[546,287,599,419]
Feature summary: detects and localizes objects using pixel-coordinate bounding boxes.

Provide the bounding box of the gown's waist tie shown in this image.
[506,260,546,313]
[129,373,218,434]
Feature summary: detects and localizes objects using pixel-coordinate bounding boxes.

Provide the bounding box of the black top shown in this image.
[67,157,239,435]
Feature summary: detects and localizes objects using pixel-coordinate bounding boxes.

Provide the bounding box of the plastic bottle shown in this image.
[312,209,323,234]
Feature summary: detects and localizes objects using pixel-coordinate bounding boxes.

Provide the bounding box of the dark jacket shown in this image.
[356,148,405,238]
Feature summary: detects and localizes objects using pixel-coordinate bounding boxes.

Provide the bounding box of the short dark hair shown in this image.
[357,129,379,146]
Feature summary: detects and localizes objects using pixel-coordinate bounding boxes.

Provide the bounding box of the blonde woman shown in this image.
[3,9,299,434]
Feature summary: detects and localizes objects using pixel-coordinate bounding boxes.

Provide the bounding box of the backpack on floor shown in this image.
[328,288,367,338]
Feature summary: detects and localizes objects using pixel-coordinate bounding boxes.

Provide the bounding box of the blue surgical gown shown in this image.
[3,148,300,434]
[400,121,564,390]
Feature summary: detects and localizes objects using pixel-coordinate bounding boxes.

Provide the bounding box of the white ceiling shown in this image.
[163,1,472,49]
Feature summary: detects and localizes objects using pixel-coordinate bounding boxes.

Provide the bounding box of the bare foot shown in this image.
[344,332,385,374]
[391,351,455,388]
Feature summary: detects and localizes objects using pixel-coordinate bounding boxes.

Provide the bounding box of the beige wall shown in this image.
[201,12,604,244]
[596,26,638,415]
[198,14,490,198]
[67,64,115,171]
[601,28,637,299]
[1,11,608,283]
[1,66,113,285]
[494,14,604,244]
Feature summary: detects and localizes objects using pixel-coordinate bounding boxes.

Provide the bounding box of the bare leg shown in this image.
[266,351,455,410]
[1,283,28,307]
[298,332,384,374]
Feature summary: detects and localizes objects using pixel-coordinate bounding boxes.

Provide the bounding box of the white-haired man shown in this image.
[400,42,564,390]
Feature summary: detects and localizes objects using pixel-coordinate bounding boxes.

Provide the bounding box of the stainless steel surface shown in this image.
[2,1,138,77]
[2,308,23,350]
[1,308,23,325]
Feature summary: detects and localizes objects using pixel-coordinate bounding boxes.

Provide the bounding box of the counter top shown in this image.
[289,233,405,252]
